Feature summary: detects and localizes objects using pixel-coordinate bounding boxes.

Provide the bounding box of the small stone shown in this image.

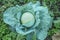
[21,12,35,27]
[52,32,60,40]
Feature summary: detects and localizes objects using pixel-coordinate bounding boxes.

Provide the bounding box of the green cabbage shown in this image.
[3,1,52,40]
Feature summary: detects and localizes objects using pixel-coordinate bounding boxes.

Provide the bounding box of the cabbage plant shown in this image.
[3,1,52,40]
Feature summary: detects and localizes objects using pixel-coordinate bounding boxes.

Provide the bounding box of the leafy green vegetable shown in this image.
[3,1,52,40]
